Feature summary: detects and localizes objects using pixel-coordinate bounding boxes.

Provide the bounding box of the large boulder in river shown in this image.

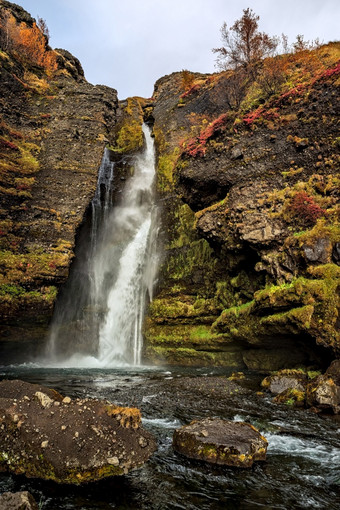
[0,380,156,484]
[173,418,268,468]
[0,491,38,510]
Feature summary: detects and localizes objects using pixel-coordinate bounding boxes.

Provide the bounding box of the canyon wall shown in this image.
[0,1,117,357]
[0,1,339,371]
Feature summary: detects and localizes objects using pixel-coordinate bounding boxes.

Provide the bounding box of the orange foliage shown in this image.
[1,12,57,76]
[180,70,195,91]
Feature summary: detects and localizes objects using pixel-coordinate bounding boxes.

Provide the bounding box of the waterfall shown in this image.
[46,124,159,367]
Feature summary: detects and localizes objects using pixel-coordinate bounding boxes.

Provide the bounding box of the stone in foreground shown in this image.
[173,418,268,468]
[0,380,156,484]
[0,491,38,510]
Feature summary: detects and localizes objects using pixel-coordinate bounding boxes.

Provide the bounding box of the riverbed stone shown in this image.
[306,372,340,414]
[261,369,307,394]
[0,380,156,484]
[172,418,268,468]
[0,491,38,510]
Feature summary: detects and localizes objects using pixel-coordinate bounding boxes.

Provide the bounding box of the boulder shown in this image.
[326,359,340,382]
[261,369,307,395]
[0,380,156,484]
[306,363,340,414]
[0,491,38,510]
[303,238,332,264]
[173,418,267,468]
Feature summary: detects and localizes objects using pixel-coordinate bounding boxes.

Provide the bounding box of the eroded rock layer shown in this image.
[144,44,340,370]
[0,1,117,356]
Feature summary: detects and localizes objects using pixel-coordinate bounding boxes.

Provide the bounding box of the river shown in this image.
[0,365,339,509]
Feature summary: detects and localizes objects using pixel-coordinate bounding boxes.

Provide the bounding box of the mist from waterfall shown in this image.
[45,124,159,367]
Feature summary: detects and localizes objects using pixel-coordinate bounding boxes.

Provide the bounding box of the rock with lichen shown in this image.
[173,418,268,468]
[0,491,38,510]
[306,361,340,413]
[261,369,308,394]
[0,380,156,484]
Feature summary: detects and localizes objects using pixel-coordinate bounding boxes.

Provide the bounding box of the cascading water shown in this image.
[46,124,159,367]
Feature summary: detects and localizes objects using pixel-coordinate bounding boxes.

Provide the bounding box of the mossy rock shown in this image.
[144,345,245,368]
[173,418,268,468]
[273,388,306,407]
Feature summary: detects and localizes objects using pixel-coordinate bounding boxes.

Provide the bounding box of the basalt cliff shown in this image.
[0,1,339,371]
[0,1,118,359]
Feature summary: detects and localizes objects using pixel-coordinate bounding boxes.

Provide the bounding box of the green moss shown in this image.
[168,204,197,249]
[157,148,180,192]
[213,272,339,353]
[273,388,306,407]
[145,345,244,367]
[167,239,216,281]
[149,297,209,320]
[113,120,143,153]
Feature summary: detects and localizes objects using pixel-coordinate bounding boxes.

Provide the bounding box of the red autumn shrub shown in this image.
[180,83,201,99]
[183,113,229,157]
[290,191,325,225]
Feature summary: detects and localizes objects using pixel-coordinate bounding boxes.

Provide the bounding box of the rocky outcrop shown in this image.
[261,363,340,412]
[0,1,118,356]
[306,360,340,413]
[0,380,156,483]
[144,43,340,369]
[173,418,268,467]
[0,491,38,510]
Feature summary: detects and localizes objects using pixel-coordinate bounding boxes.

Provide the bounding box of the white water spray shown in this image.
[46,124,159,367]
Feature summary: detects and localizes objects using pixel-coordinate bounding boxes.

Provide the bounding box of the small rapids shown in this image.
[0,366,339,509]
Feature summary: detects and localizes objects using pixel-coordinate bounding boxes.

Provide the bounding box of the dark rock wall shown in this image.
[0,1,118,355]
[144,47,340,370]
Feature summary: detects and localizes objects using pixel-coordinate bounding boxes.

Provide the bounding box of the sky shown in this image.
[15,0,340,99]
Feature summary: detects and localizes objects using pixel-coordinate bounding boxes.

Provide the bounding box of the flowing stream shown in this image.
[46,124,159,368]
[0,366,339,509]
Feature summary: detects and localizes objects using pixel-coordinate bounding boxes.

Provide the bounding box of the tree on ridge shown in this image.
[212,8,278,77]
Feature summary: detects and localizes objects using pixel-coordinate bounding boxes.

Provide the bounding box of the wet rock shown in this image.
[0,491,38,510]
[303,238,332,263]
[332,243,340,264]
[173,418,268,468]
[0,380,156,484]
[306,363,340,414]
[261,369,307,394]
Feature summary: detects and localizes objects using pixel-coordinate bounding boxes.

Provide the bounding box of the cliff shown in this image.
[0,1,118,355]
[144,43,340,371]
[0,1,339,372]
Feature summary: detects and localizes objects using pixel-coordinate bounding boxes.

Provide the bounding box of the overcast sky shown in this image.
[15,0,340,99]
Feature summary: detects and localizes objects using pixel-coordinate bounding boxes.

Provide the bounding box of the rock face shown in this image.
[144,43,340,369]
[173,418,268,468]
[0,2,339,372]
[0,380,156,483]
[0,491,38,510]
[0,1,118,357]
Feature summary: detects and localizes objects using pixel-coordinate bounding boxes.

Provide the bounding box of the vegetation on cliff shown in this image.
[0,1,117,349]
[145,16,340,368]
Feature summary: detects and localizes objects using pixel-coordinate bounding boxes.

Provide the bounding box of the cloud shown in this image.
[16,0,340,98]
